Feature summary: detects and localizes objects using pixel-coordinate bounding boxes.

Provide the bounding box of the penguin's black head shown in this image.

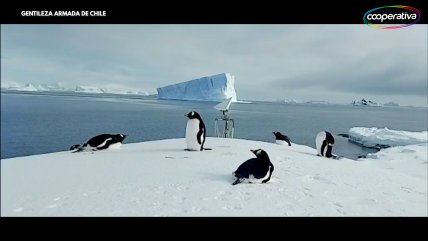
[116,134,127,142]
[185,111,201,119]
[273,131,283,138]
[250,149,268,158]
[251,149,271,162]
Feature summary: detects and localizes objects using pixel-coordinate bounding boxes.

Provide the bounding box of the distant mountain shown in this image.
[383,101,400,107]
[352,99,383,107]
[18,83,38,91]
[37,83,66,91]
[279,98,331,105]
[1,82,155,96]
[75,85,104,94]
[282,98,302,104]
[305,100,331,105]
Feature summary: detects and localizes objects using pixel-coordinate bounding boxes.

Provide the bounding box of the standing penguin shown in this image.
[315,131,335,158]
[70,134,127,153]
[273,131,292,146]
[185,111,206,151]
[232,149,274,185]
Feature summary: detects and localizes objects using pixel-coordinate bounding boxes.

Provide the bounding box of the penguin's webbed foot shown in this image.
[232,178,242,185]
[71,147,84,153]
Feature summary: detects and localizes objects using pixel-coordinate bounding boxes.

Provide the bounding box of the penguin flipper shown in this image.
[96,140,113,150]
[232,179,242,185]
[196,129,203,145]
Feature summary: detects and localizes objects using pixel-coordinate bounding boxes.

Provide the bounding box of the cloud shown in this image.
[1,24,427,106]
[274,52,427,96]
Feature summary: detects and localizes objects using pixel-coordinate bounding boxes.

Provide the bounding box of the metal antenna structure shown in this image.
[214,97,234,138]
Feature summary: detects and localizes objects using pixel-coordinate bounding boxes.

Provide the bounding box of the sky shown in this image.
[1,24,427,106]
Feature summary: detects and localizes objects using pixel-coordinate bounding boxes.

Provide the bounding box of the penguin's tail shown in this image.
[71,143,87,153]
[202,147,212,150]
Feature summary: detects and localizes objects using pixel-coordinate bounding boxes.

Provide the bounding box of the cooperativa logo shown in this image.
[363,5,421,29]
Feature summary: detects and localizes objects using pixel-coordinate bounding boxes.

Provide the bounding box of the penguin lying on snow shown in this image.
[185,111,207,151]
[273,131,291,146]
[70,134,127,153]
[315,131,337,158]
[232,149,274,185]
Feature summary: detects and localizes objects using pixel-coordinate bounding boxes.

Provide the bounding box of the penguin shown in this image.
[273,131,291,146]
[315,131,335,158]
[185,111,206,151]
[232,149,274,185]
[70,134,127,153]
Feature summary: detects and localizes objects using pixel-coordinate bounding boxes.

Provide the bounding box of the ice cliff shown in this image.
[157,73,237,102]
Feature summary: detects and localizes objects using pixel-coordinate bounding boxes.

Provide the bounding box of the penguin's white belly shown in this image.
[186,119,202,151]
[240,166,272,184]
[276,140,287,145]
[108,142,122,149]
[315,132,326,156]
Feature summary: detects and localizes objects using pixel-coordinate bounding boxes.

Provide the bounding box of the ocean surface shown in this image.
[1,92,427,160]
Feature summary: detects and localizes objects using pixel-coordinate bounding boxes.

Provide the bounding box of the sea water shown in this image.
[1,92,427,159]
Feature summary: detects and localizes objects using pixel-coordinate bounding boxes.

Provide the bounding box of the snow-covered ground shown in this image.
[1,138,426,216]
[361,144,428,179]
[349,127,428,148]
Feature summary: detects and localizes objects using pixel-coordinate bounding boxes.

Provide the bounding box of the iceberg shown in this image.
[157,73,237,102]
[349,127,428,148]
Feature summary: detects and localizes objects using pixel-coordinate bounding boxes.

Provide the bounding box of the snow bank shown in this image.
[360,144,428,179]
[157,73,237,102]
[1,138,426,216]
[349,127,428,148]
